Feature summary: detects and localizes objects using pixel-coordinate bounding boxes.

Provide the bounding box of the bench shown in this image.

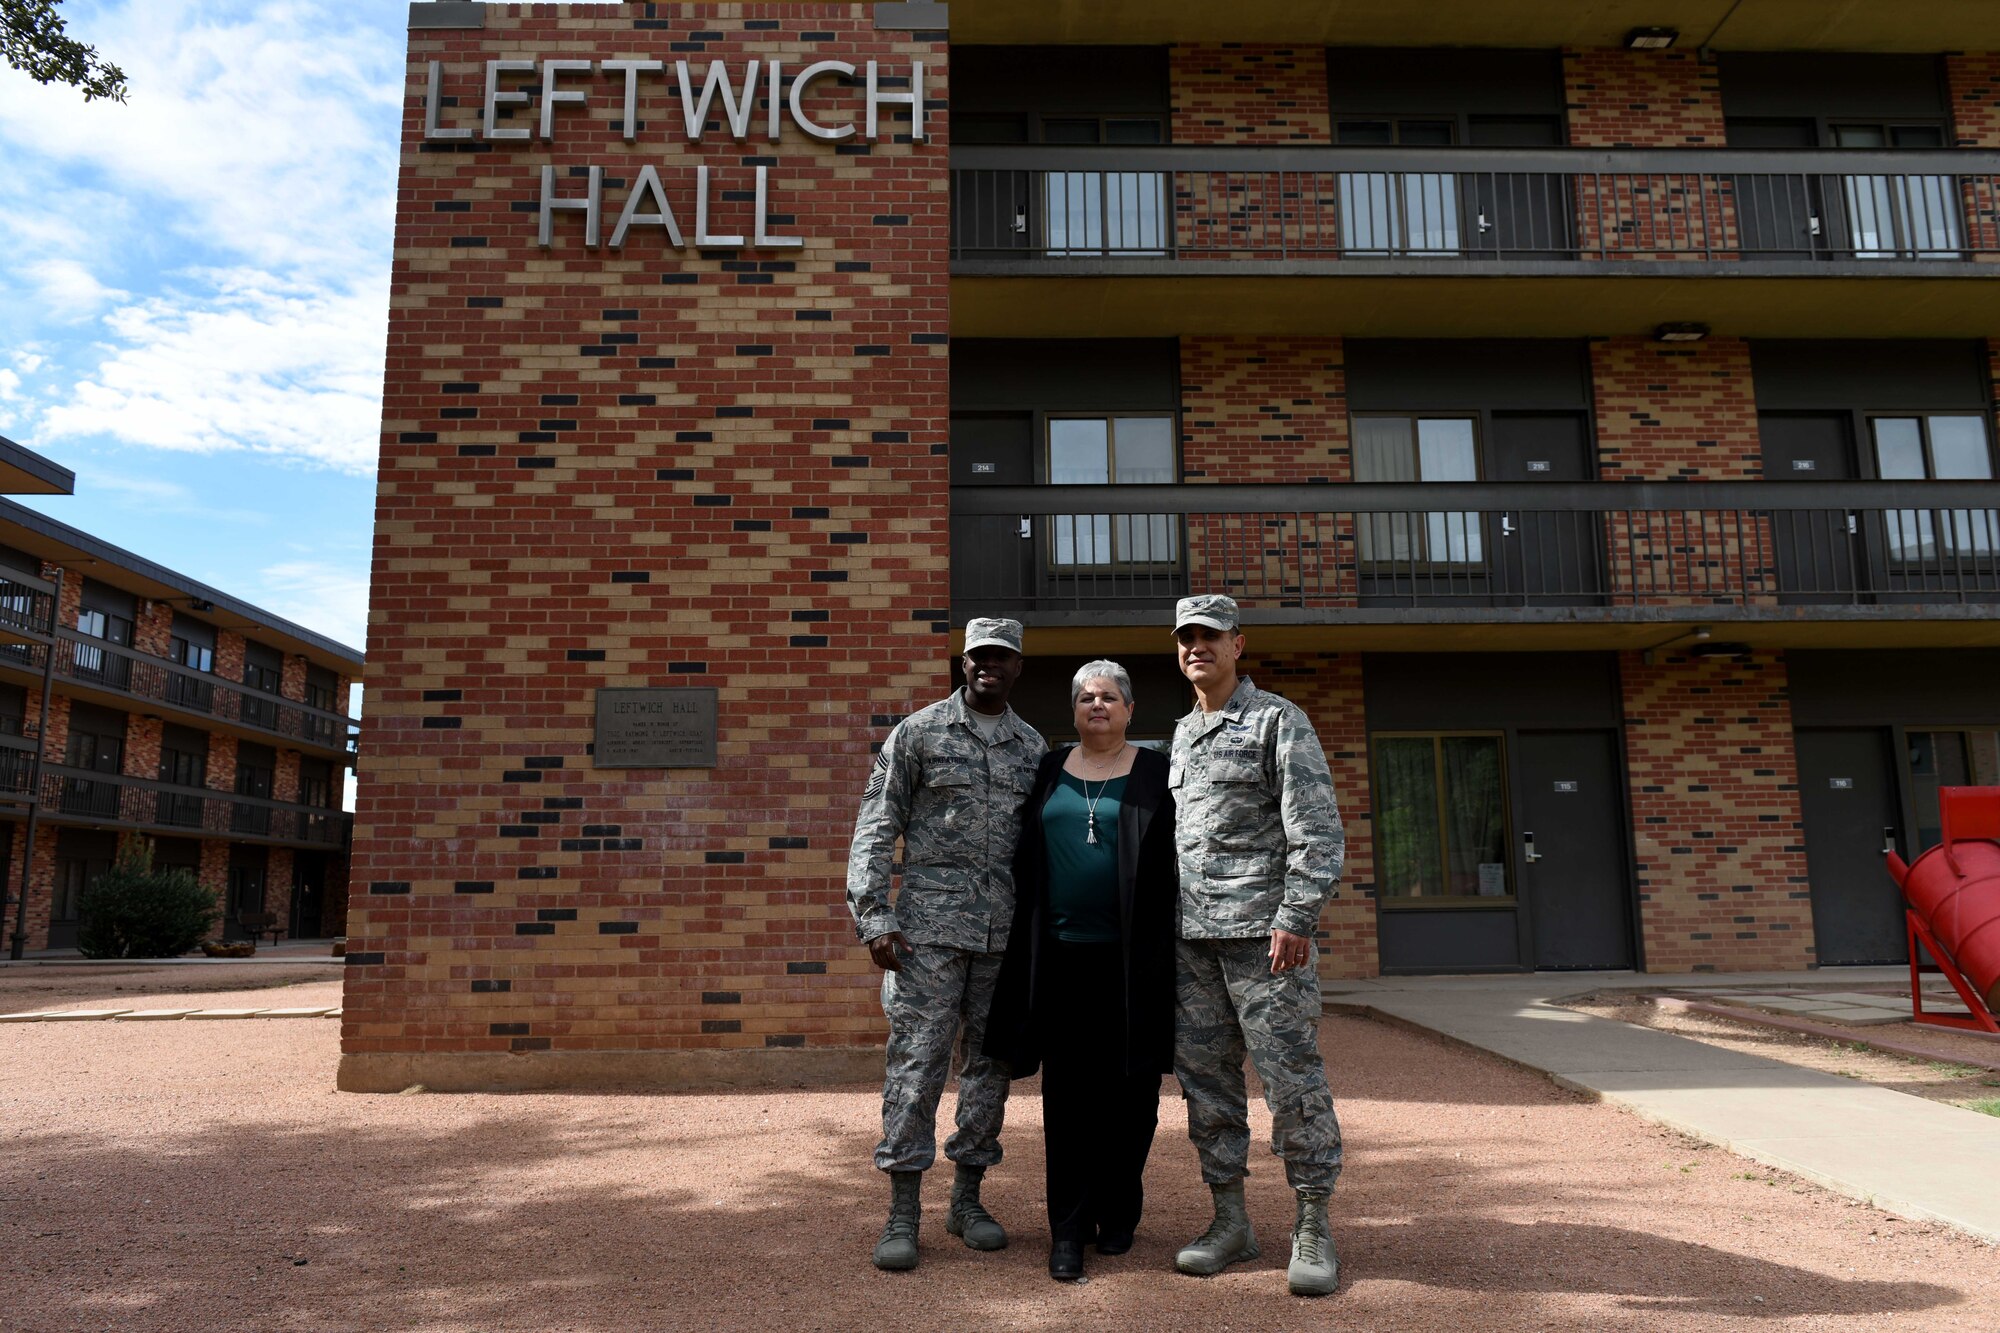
[237,911,287,947]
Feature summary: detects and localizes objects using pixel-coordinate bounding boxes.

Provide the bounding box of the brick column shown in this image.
[1946,55,2000,256]
[1171,45,1334,258]
[1564,49,1733,259]
[345,5,951,1090]
[1621,650,1814,972]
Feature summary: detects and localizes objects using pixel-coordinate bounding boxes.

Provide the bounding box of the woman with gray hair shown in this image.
[986,659,1179,1282]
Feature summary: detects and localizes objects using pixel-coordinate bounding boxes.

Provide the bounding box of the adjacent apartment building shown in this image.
[0,435,363,953]
[346,0,2000,1090]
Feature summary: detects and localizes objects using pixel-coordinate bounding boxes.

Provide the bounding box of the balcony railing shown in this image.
[951,146,2000,264]
[0,628,356,754]
[951,480,2000,616]
[7,762,351,847]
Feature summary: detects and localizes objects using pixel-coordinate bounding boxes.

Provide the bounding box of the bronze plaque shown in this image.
[593,688,718,768]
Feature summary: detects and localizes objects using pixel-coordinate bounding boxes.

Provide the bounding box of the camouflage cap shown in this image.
[963,617,1025,654]
[1172,593,1240,634]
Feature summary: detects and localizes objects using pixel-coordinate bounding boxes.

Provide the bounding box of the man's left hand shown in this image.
[1268,927,1311,974]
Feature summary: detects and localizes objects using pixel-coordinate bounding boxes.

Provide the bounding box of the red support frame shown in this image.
[1906,910,2000,1034]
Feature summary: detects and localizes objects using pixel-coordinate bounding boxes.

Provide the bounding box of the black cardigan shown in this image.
[983,745,1178,1080]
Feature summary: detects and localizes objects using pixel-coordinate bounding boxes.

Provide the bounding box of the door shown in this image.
[1760,413,1862,603]
[1517,730,1634,969]
[949,413,1036,616]
[1796,728,1907,964]
[1728,119,1822,257]
[1488,413,1602,605]
[225,849,268,942]
[290,853,326,939]
[1464,116,1572,258]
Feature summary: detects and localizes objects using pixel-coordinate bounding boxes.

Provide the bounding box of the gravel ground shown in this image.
[3,967,1999,1333]
[1562,994,2000,1114]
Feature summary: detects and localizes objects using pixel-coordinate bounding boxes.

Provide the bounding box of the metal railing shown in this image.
[0,627,355,753]
[950,146,2000,263]
[950,481,2000,614]
[9,762,351,847]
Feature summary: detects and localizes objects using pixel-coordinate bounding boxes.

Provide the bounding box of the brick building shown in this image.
[0,437,362,953]
[346,1,2000,1091]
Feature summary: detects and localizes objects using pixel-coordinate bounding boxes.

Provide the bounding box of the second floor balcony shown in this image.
[951,479,2000,647]
[950,146,2000,338]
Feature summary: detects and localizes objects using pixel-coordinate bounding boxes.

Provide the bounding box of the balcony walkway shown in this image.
[1328,966,2000,1244]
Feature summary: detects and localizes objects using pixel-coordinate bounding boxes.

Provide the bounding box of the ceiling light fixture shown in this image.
[1626,27,1679,50]
[1654,322,1710,343]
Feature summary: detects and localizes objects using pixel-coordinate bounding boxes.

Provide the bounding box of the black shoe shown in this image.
[1095,1230,1134,1256]
[1048,1240,1085,1282]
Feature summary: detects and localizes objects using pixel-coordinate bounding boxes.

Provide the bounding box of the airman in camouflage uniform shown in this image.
[847,617,1046,1272]
[1167,593,1346,1298]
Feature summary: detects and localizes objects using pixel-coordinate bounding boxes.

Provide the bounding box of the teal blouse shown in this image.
[1042,771,1127,943]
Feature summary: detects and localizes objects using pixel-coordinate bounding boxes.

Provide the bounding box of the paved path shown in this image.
[1325,968,2000,1245]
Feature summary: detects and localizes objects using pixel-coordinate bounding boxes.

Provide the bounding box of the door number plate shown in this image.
[970,462,997,474]
[1553,780,1578,792]
[1829,777,1853,789]
[1526,461,1551,472]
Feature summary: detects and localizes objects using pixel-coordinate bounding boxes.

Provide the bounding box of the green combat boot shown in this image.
[1287,1189,1339,1297]
[1174,1181,1260,1275]
[945,1163,1008,1251]
[872,1171,922,1271]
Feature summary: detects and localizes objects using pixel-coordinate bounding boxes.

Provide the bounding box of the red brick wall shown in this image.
[1177,337,1353,607]
[1564,49,1724,147]
[1250,652,1374,979]
[1591,336,1760,481]
[205,733,237,795]
[214,631,245,686]
[123,716,162,781]
[1565,49,1733,259]
[1170,44,1330,144]
[1947,53,2000,146]
[132,600,173,658]
[274,750,301,804]
[281,655,309,703]
[346,5,950,1084]
[1620,650,1814,972]
[1591,337,1772,604]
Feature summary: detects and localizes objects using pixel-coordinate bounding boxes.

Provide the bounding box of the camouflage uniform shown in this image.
[1171,667,1345,1192]
[848,688,1046,1173]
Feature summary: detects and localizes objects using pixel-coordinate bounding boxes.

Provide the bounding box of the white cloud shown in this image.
[85,469,273,525]
[13,352,46,374]
[27,258,129,320]
[39,269,386,472]
[0,370,19,401]
[248,558,371,652]
[0,0,404,273]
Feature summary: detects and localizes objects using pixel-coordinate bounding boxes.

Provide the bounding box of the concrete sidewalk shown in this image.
[1325,968,2000,1245]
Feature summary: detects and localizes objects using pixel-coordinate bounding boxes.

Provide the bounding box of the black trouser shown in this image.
[1039,939,1162,1243]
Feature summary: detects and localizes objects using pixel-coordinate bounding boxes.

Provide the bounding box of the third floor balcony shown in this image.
[951,478,2000,651]
[950,145,2000,339]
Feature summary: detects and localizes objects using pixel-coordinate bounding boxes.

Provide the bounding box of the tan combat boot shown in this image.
[1287,1188,1339,1296]
[1174,1180,1260,1275]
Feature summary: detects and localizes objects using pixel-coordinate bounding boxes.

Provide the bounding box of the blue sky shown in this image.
[0,0,418,655]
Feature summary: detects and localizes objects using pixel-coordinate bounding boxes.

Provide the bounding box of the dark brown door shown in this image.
[1517,730,1634,969]
[1728,119,1822,257]
[1760,412,1862,603]
[949,413,1036,617]
[1488,413,1603,605]
[1796,727,1908,965]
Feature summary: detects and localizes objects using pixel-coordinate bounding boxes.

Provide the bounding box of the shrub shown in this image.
[75,840,220,959]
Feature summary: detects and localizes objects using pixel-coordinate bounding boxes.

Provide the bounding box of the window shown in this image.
[156,727,208,829]
[1046,415,1177,568]
[242,648,284,729]
[1043,118,1168,257]
[1870,415,1997,563]
[1353,415,1483,565]
[170,635,214,674]
[1832,124,1961,259]
[1373,733,1512,905]
[1906,729,2000,849]
[72,604,133,687]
